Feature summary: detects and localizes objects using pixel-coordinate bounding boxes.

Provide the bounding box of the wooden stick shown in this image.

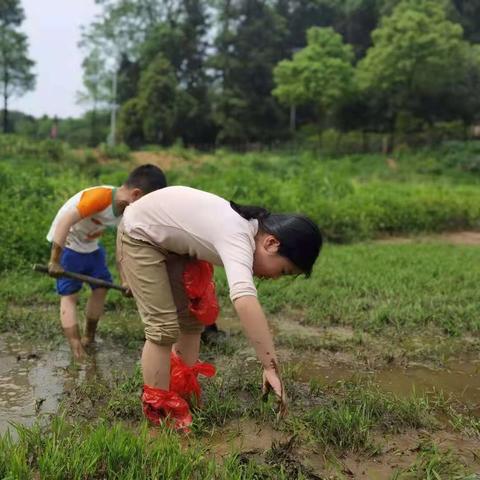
[33,264,127,292]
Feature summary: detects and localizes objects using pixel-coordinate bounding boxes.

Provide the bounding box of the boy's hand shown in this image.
[48,242,64,277]
[122,283,133,298]
[262,366,288,418]
[48,261,65,278]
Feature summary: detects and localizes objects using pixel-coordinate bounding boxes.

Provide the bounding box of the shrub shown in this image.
[98,142,131,161]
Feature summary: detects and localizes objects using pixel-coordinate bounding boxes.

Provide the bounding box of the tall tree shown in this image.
[211,0,288,145]
[138,55,180,145]
[79,0,166,142]
[81,0,166,63]
[118,55,191,146]
[76,48,110,146]
[140,0,215,145]
[356,0,469,145]
[0,0,35,133]
[273,27,355,131]
[275,0,382,59]
[450,0,480,43]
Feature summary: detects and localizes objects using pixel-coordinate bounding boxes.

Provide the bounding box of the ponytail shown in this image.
[229,201,270,221]
[230,200,322,276]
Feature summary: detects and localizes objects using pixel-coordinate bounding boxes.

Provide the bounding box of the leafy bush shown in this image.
[0,135,68,162]
[2,141,480,271]
[98,142,131,161]
[170,149,480,242]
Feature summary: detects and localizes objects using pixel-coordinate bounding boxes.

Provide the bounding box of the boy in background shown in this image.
[47,164,167,360]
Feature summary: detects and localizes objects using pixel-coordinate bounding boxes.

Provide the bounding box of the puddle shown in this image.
[295,354,480,406]
[217,313,480,406]
[208,419,286,456]
[0,334,138,436]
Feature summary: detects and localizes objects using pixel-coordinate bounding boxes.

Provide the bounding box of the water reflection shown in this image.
[0,335,137,436]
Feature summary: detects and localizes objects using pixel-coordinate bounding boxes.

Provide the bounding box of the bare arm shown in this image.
[234,295,277,368]
[234,295,286,413]
[52,208,82,249]
[48,208,82,276]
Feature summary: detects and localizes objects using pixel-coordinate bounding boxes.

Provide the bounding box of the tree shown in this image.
[412,43,480,131]
[356,0,469,145]
[331,0,379,58]
[118,55,184,146]
[140,0,215,145]
[273,27,355,131]
[76,48,110,146]
[451,0,480,43]
[211,0,289,145]
[117,98,144,147]
[80,0,168,145]
[0,0,35,133]
[81,0,166,63]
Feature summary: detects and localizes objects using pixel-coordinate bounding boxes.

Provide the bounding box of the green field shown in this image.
[1,139,480,479]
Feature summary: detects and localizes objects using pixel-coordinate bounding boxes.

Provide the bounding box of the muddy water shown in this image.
[217,313,480,406]
[0,334,137,436]
[296,354,480,406]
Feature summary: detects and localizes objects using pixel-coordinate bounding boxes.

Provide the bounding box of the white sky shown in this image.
[10,0,101,119]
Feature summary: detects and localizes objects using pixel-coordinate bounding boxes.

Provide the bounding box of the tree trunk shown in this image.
[389,114,397,154]
[362,131,368,153]
[335,130,342,154]
[289,104,296,132]
[90,105,97,147]
[463,121,469,142]
[3,70,8,133]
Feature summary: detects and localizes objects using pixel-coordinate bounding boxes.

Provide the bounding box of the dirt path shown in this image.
[131,150,211,171]
[376,231,480,246]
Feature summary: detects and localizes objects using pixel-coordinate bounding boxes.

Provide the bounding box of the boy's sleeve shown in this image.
[76,187,113,218]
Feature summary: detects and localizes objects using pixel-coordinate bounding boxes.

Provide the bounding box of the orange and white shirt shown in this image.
[47,186,121,253]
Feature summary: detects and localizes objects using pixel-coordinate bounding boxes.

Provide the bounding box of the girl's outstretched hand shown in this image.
[262,366,287,418]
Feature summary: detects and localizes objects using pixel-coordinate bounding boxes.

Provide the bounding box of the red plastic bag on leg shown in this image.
[170,351,216,404]
[183,260,220,326]
[142,385,192,431]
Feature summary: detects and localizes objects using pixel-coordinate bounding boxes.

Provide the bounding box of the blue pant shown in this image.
[56,246,113,296]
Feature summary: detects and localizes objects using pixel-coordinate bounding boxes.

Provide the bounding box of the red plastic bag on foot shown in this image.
[183,260,220,326]
[142,385,192,432]
[170,352,216,404]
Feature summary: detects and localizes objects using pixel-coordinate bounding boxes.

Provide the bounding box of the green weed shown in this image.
[306,381,435,453]
[392,441,475,479]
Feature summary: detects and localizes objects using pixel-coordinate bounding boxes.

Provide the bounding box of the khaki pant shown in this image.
[117,228,203,346]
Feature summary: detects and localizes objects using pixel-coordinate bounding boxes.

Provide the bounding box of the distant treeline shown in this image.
[9,0,480,149]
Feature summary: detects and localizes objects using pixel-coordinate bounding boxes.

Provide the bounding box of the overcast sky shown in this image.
[10,0,101,119]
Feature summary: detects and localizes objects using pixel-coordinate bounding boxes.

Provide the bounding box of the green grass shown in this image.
[0,359,442,477]
[2,141,480,476]
[2,142,480,271]
[169,147,480,242]
[448,408,480,439]
[2,241,478,358]
[392,442,475,479]
[306,381,435,453]
[0,416,294,479]
[246,242,480,337]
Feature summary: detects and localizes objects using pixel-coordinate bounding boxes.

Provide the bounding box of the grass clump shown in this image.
[448,409,480,439]
[0,418,220,480]
[392,442,475,479]
[254,242,480,337]
[0,417,300,480]
[306,381,435,453]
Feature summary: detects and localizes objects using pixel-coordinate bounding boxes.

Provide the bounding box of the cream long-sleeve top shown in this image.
[122,186,259,302]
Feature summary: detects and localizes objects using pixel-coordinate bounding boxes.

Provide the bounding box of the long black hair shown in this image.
[230,201,322,276]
